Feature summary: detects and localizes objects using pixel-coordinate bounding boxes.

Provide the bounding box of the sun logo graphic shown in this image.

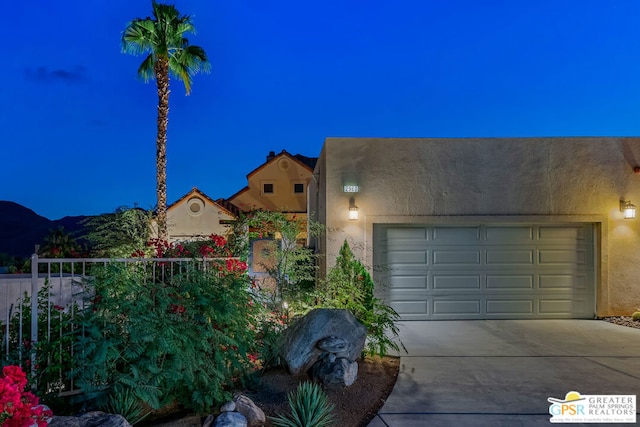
[548,391,636,423]
[548,391,586,419]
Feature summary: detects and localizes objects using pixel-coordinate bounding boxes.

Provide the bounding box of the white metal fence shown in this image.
[0,254,222,394]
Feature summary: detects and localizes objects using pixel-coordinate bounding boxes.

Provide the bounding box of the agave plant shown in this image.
[102,388,150,426]
[270,381,335,427]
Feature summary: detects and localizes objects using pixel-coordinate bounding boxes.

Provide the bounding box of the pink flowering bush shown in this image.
[0,365,52,426]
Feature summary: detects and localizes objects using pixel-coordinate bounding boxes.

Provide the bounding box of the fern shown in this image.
[73,261,263,413]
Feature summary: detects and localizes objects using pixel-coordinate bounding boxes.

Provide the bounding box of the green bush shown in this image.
[632,311,640,321]
[317,240,406,358]
[73,260,262,413]
[269,381,335,427]
[1,281,79,410]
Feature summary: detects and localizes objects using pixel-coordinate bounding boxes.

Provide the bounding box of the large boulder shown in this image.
[278,308,367,375]
[49,412,132,427]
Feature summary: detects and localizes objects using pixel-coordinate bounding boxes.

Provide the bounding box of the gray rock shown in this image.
[203,414,215,427]
[214,411,248,427]
[233,394,266,426]
[310,356,359,386]
[220,401,236,412]
[317,336,348,353]
[49,417,82,427]
[49,411,132,427]
[279,308,367,375]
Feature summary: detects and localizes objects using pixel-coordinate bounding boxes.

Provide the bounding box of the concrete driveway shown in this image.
[368,320,640,426]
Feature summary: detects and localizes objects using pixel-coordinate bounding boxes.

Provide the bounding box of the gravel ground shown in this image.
[601,316,640,329]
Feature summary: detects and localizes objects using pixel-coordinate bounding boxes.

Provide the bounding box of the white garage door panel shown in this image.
[434,300,481,314]
[539,299,588,314]
[487,300,533,315]
[486,275,534,289]
[433,227,481,241]
[539,274,586,289]
[486,250,534,264]
[387,251,428,264]
[433,275,480,289]
[433,251,481,264]
[538,226,585,240]
[487,227,534,241]
[393,300,429,314]
[539,250,586,264]
[374,224,596,320]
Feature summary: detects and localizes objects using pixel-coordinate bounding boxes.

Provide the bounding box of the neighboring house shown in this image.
[227,150,317,215]
[226,150,317,289]
[310,137,640,320]
[166,187,237,242]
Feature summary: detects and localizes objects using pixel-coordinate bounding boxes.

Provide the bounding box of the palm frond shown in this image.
[137,55,156,82]
[123,2,209,90]
[122,19,156,54]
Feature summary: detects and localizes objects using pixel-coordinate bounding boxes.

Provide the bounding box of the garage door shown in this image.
[373,224,596,320]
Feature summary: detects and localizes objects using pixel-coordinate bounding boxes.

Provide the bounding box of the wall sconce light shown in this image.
[348,197,359,220]
[621,200,636,219]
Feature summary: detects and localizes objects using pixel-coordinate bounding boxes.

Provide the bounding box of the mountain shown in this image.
[0,201,90,258]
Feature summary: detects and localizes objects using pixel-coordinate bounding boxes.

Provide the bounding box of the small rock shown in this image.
[310,357,359,386]
[214,411,248,427]
[203,414,214,427]
[233,394,266,426]
[220,401,236,412]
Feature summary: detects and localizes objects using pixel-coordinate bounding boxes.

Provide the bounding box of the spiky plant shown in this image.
[269,382,335,427]
[102,387,150,425]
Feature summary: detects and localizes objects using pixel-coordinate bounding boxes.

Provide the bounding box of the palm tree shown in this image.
[122,1,210,241]
[40,226,80,258]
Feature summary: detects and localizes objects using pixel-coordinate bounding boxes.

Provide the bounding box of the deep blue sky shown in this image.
[2,1,640,220]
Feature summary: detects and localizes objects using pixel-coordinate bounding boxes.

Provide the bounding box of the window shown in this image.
[263,183,274,194]
[187,197,204,216]
[294,183,304,194]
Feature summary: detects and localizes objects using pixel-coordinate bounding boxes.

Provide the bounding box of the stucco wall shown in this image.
[167,199,234,242]
[230,155,312,213]
[313,137,640,316]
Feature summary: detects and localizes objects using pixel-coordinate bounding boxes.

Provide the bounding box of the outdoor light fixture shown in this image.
[348,197,359,220]
[621,200,636,219]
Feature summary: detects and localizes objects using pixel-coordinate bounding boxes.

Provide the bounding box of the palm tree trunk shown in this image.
[155,58,170,241]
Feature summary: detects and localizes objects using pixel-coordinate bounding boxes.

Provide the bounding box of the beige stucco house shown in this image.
[310,137,640,320]
[228,150,317,215]
[166,187,236,242]
[227,150,317,289]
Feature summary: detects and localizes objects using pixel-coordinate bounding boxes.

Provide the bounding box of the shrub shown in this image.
[0,365,52,426]
[269,381,335,427]
[242,210,321,304]
[318,240,406,358]
[73,260,262,413]
[1,281,78,408]
[632,311,640,321]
